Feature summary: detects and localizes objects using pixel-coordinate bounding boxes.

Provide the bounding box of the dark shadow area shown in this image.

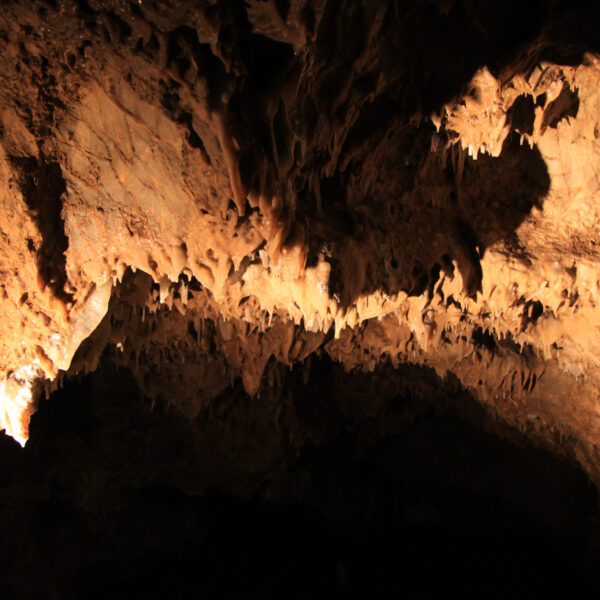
[458,131,550,253]
[541,83,580,132]
[508,94,536,135]
[303,131,551,308]
[0,357,598,598]
[8,155,72,302]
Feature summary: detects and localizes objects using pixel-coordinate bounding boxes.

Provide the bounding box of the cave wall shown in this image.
[1,0,600,484]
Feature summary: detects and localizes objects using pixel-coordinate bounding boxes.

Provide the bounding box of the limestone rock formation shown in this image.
[1,0,600,488]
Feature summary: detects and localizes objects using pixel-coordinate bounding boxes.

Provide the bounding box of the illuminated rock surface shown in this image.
[1,0,600,595]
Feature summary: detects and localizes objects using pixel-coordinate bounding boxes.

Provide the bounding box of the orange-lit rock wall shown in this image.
[2,0,600,482]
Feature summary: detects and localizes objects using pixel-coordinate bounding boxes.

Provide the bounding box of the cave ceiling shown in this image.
[1,0,600,483]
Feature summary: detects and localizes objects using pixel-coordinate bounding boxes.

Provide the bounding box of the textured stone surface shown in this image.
[1,0,600,486]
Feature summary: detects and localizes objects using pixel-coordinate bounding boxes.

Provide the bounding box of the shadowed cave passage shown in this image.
[0,359,599,598]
